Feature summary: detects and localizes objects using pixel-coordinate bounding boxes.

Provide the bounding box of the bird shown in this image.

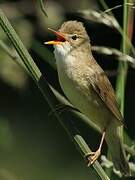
[45,20,130,176]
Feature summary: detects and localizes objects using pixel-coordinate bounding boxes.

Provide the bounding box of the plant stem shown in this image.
[39,0,48,17]
[116,0,128,116]
[0,9,109,180]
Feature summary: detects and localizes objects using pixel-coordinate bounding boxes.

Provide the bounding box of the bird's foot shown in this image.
[86,149,101,166]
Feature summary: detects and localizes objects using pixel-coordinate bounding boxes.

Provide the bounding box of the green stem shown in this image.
[116,0,128,116]
[0,9,109,180]
[39,0,48,17]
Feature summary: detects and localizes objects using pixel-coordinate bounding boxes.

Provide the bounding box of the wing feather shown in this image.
[88,60,123,124]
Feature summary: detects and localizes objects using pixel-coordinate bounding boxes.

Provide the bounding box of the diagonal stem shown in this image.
[0,9,110,180]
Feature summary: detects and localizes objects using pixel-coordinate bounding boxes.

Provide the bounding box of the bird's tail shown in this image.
[105,123,130,176]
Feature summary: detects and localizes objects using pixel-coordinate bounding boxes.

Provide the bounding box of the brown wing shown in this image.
[88,60,123,124]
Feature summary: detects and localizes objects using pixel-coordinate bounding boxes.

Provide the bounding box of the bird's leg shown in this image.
[86,131,106,166]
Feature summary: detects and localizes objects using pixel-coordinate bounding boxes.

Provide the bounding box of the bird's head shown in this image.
[45,21,91,56]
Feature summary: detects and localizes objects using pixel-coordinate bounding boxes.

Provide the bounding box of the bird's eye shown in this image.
[71,34,78,40]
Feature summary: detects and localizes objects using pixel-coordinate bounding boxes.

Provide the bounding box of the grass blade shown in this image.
[0,9,109,180]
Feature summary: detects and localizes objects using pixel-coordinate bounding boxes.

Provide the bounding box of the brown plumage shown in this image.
[88,59,123,124]
[45,20,130,176]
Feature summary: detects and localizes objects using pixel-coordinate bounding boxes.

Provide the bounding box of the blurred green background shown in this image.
[0,0,135,180]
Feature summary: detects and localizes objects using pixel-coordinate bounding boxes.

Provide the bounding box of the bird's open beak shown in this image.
[44,28,66,45]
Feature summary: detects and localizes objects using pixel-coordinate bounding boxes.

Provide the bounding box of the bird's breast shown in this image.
[54,49,111,130]
[55,51,95,112]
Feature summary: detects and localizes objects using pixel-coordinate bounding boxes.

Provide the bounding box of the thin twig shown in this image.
[103,3,135,14]
[91,45,135,68]
[78,9,120,30]
[103,5,123,13]
[39,0,48,17]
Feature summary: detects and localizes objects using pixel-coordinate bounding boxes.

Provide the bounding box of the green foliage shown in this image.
[0,8,109,180]
[0,0,135,179]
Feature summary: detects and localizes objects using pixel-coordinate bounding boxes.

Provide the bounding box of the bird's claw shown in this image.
[86,149,101,166]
